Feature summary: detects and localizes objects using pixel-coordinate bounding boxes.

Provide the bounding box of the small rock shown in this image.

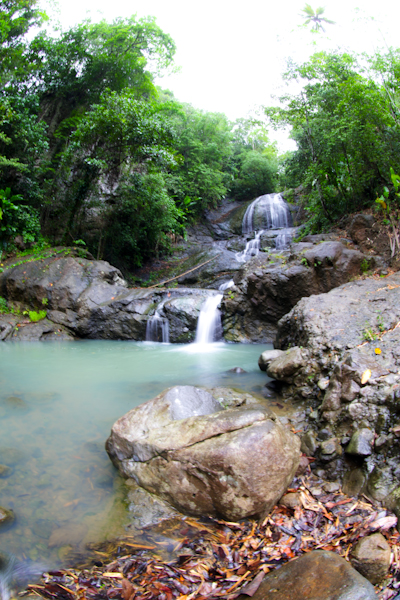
[300,431,318,456]
[295,455,310,476]
[320,437,342,460]
[0,506,15,528]
[346,428,374,456]
[280,492,300,509]
[258,349,284,372]
[228,367,247,373]
[343,468,366,497]
[323,482,341,493]
[317,378,329,390]
[0,464,11,478]
[350,533,391,584]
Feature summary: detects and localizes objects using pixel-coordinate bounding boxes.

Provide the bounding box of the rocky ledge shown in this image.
[0,251,218,342]
[262,271,400,519]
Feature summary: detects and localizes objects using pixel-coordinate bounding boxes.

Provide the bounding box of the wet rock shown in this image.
[279,492,300,509]
[350,533,391,584]
[223,240,369,343]
[227,367,247,373]
[258,349,284,372]
[48,523,88,548]
[266,347,305,382]
[367,467,397,502]
[320,437,342,461]
[0,464,12,478]
[106,385,300,521]
[0,447,25,466]
[125,481,179,530]
[0,506,15,528]
[300,430,318,456]
[346,428,374,457]
[343,469,366,497]
[240,550,377,600]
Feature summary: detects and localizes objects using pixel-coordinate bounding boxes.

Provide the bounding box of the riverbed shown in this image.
[0,340,271,565]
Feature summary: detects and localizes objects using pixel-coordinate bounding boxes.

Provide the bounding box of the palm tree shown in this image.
[300,4,335,32]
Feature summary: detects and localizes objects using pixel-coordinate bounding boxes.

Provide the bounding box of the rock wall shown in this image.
[264,272,400,517]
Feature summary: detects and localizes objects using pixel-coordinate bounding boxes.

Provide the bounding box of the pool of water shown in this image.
[0,340,272,565]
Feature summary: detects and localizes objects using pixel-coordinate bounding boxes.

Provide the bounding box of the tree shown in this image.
[300,4,335,33]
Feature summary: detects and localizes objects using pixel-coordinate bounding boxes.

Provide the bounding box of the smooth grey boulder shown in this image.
[266,347,305,382]
[258,349,284,371]
[240,550,378,600]
[106,385,300,521]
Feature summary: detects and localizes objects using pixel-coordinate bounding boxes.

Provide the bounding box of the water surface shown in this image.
[0,340,271,564]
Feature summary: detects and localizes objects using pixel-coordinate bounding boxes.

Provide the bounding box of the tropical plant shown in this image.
[300,4,335,32]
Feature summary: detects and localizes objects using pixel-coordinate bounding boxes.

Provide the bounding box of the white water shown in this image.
[145,300,169,343]
[236,230,264,263]
[237,193,293,261]
[194,294,223,344]
[219,279,234,291]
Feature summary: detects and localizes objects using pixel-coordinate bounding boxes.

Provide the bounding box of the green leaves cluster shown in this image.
[266,50,400,231]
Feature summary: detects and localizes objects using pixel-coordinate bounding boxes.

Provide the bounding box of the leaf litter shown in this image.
[22,477,400,600]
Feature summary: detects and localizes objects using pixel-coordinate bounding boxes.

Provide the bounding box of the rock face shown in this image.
[0,251,218,342]
[222,241,374,342]
[241,550,377,600]
[267,271,400,508]
[106,386,300,521]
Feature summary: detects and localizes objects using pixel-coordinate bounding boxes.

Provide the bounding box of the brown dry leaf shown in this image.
[237,570,265,597]
[121,578,135,600]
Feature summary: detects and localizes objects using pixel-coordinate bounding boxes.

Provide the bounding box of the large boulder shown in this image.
[222,241,374,342]
[106,386,300,521]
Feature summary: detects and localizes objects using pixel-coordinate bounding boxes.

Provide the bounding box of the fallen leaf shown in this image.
[361,369,372,385]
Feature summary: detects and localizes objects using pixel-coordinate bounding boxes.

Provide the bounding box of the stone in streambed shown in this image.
[238,550,377,600]
[350,533,391,584]
[0,506,15,528]
[346,428,374,457]
[106,385,300,521]
[266,347,305,382]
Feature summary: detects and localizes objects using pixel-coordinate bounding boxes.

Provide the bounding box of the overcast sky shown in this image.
[40,0,399,149]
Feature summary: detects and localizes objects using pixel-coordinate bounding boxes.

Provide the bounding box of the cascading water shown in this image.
[145,300,170,343]
[236,193,293,262]
[194,294,223,344]
[219,279,234,291]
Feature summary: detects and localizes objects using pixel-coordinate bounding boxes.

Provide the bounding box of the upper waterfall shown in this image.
[242,193,292,234]
[236,193,293,262]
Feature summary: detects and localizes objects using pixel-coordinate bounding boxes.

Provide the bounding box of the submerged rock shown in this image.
[106,385,300,521]
[0,507,14,528]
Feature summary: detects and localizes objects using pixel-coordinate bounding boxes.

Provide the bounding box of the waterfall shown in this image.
[237,193,293,261]
[194,294,223,344]
[146,300,169,343]
[219,279,234,291]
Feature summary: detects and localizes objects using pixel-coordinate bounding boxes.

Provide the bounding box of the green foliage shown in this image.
[0,187,40,248]
[266,50,400,230]
[0,296,8,313]
[361,258,371,273]
[300,5,335,32]
[28,309,46,322]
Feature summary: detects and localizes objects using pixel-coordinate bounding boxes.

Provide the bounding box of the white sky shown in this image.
[40,0,400,150]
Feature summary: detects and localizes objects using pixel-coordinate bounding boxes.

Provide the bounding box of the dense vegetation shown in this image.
[0,0,278,270]
[266,50,400,232]
[1,1,400,271]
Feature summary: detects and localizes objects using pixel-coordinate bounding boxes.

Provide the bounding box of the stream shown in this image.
[0,340,272,565]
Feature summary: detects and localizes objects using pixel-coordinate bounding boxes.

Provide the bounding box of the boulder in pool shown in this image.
[106,385,300,521]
